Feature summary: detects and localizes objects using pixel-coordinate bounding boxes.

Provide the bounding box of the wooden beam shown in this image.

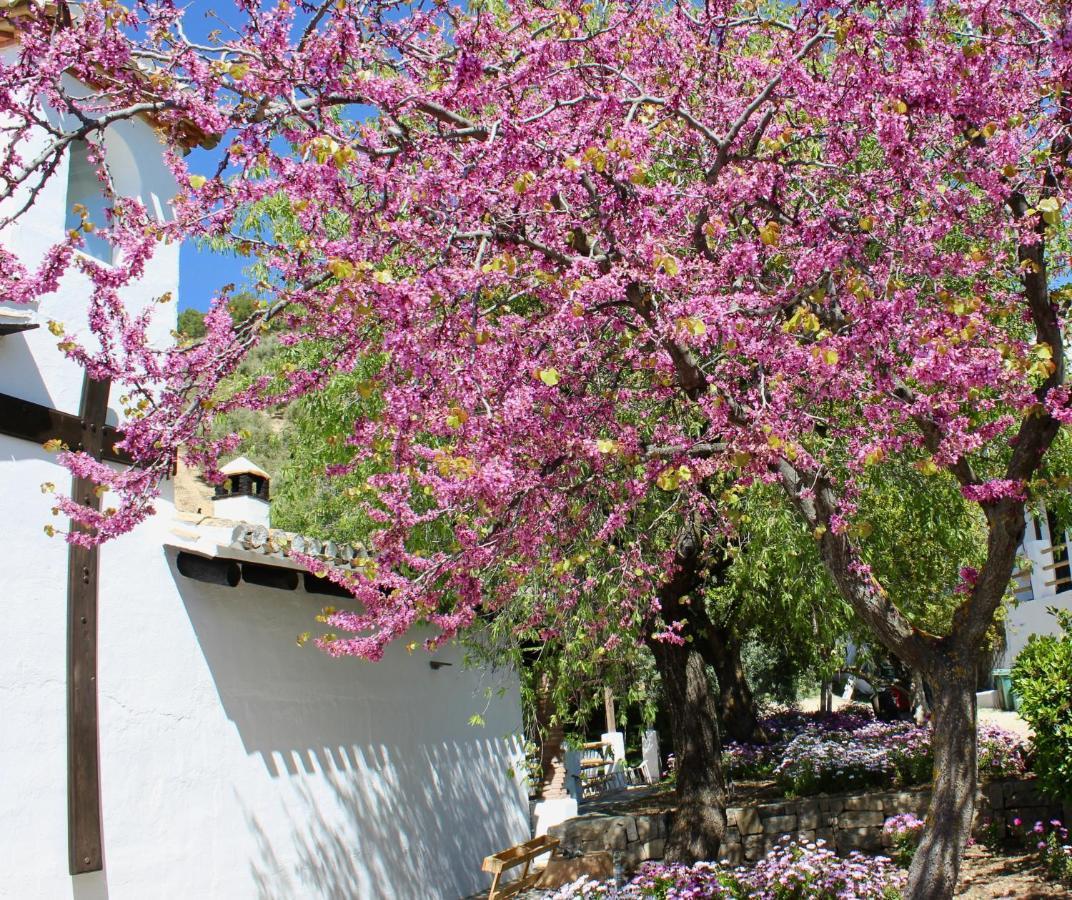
[0,390,131,464]
[67,375,109,875]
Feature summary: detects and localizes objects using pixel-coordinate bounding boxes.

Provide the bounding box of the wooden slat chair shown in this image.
[482,834,560,900]
[578,741,615,798]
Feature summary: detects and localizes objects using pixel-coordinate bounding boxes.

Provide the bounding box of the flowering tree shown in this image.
[3,1,1071,895]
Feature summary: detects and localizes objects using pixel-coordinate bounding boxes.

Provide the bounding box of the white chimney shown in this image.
[213,456,271,527]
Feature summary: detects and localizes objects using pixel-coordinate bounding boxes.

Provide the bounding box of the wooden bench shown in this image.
[482,834,560,900]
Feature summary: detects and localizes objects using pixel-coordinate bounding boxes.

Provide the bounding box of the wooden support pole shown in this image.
[67,375,109,875]
[603,685,616,734]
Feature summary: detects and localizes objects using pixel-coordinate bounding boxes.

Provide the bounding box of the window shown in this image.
[65,140,112,263]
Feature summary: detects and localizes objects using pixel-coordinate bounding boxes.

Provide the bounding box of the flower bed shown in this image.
[723,708,1029,798]
[552,839,906,899]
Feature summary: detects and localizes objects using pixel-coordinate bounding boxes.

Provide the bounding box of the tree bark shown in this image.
[647,533,731,862]
[647,634,728,862]
[906,663,978,900]
[707,626,763,742]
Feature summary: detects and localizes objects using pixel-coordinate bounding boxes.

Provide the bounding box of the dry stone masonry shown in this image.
[548,777,1062,870]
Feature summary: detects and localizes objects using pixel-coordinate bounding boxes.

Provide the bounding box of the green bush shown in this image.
[1011,608,1072,802]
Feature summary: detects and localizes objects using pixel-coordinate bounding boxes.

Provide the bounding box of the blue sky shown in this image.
[179,239,248,312]
[173,0,417,311]
[175,1,254,312]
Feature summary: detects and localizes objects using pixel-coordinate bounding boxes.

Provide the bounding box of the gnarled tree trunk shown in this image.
[707,625,763,743]
[647,532,731,861]
[647,635,727,862]
[906,662,978,900]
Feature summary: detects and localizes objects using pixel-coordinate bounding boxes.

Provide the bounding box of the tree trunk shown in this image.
[820,680,833,714]
[534,673,570,799]
[647,635,727,862]
[709,629,763,742]
[906,665,978,899]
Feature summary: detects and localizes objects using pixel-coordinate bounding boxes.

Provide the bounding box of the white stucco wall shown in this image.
[0,440,529,900]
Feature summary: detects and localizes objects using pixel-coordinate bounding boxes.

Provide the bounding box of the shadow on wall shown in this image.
[170,552,527,900]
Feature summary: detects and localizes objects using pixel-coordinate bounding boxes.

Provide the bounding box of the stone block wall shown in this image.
[548,777,1062,871]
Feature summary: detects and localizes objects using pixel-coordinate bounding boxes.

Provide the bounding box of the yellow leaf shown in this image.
[40,481,55,494]
[327,258,355,280]
[228,62,249,81]
[596,439,619,454]
[916,458,939,476]
[863,447,884,466]
[43,439,65,453]
[445,406,469,429]
[759,221,781,246]
[822,348,839,366]
[188,174,207,190]
[655,253,680,276]
[813,525,827,539]
[373,269,394,284]
[513,172,536,194]
[858,215,874,232]
[981,122,998,139]
[678,316,706,336]
[628,167,647,185]
[43,524,56,537]
[296,632,311,647]
[563,156,580,172]
[1001,163,1017,178]
[891,98,908,115]
[538,368,560,387]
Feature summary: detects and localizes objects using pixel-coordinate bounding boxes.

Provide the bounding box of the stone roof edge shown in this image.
[166,517,374,577]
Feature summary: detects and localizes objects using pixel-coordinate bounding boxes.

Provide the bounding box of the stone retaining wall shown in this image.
[548,777,1062,870]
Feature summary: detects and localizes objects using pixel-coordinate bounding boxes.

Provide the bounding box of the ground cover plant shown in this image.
[5,1,1072,895]
[551,840,906,899]
[722,711,1028,798]
[884,814,926,869]
[1009,818,1072,886]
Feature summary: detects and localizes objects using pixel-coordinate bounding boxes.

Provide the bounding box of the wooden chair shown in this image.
[481,834,560,900]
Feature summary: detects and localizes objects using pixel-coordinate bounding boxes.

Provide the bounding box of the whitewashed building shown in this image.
[1005,512,1072,662]
[0,22,528,900]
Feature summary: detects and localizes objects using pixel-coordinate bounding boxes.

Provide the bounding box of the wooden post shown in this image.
[603,685,616,734]
[67,375,109,875]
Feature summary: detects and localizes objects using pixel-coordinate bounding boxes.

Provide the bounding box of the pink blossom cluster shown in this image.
[0,0,1068,656]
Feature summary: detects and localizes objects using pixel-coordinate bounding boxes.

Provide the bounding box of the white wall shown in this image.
[1002,593,1072,664]
[0,54,179,417]
[0,439,529,899]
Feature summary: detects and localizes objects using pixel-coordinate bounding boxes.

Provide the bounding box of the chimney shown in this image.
[213,456,271,527]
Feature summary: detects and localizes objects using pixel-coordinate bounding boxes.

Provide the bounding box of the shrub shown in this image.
[1011,608,1072,802]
